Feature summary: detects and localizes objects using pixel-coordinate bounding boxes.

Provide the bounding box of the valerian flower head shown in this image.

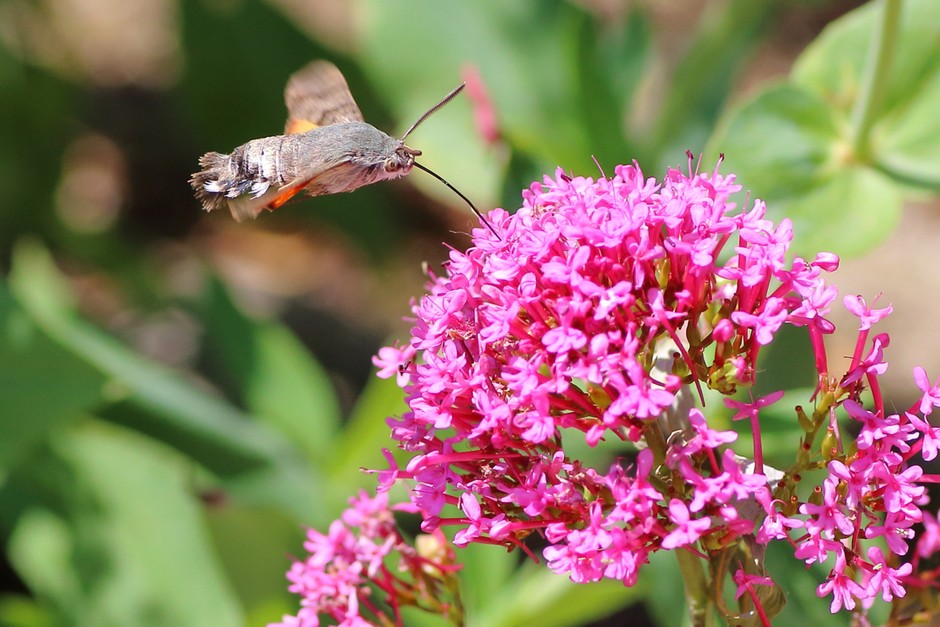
[315,161,940,623]
[375,163,845,586]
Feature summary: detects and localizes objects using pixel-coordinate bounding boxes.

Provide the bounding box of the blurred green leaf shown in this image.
[792,0,940,188]
[203,503,302,625]
[8,240,320,519]
[455,543,516,618]
[649,0,778,170]
[360,0,601,208]
[0,282,104,467]
[709,84,840,202]
[179,0,330,148]
[325,371,406,497]
[473,558,639,627]
[709,0,940,258]
[0,44,75,255]
[8,424,243,627]
[644,549,684,627]
[0,593,52,627]
[780,162,901,255]
[709,84,901,256]
[574,12,650,168]
[200,277,342,462]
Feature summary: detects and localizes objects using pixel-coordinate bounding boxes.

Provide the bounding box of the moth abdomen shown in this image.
[190,136,294,221]
[191,151,238,213]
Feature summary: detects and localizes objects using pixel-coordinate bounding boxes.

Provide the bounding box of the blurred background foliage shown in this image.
[1,0,940,625]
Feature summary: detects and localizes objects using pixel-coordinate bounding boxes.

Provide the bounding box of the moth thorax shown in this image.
[386,144,422,174]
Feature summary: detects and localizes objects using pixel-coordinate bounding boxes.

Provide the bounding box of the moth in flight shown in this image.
[191,60,494,234]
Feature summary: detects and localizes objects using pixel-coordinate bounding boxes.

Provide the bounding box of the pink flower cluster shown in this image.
[270,492,460,627]
[265,162,940,625]
[368,162,940,619]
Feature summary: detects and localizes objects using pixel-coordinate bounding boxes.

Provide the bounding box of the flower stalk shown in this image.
[850,0,902,161]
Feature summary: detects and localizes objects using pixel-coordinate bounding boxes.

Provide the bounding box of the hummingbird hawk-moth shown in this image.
[190,60,494,234]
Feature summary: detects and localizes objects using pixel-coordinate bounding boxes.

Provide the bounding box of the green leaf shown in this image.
[0,593,53,627]
[9,423,241,626]
[8,240,321,520]
[325,371,406,495]
[710,0,940,258]
[574,11,650,168]
[876,67,940,187]
[179,0,330,149]
[778,162,901,257]
[360,0,600,207]
[644,549,685,627]
[708,84,901,256]
[200,278,341,462]
[648,0,779,170]
[7,424,243,627]
[455,543,517,621]
[472,559,640,627]
[792,0,940,118]
[203,504,304,625]
[0,282,104,467]
[0,44,74,254]
[710,84,841,203]
[792,0,940,189]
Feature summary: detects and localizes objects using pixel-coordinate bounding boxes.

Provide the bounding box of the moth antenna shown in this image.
[413,161,500,239]
[401,83,466,141]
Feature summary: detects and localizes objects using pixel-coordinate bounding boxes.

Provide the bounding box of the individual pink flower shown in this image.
[817,551,866,612]
[914,366,940,415]
[373,343,416,386]
[917,509,940,559]
[661,499,712,549]
[843,293,893,331]
[905,411,940,461]
[755,490,803,543]
[861,546,912,603]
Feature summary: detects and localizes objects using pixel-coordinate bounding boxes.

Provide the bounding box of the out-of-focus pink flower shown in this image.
[461,64,500,146]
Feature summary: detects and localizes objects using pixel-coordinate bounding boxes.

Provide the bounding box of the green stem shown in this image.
[675,548,714,627]
[849,0,902,161]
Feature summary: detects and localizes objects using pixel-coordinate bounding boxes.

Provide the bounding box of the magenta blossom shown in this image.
[377,162,850,594]
[271,491,461,627]
[280,161,940,625]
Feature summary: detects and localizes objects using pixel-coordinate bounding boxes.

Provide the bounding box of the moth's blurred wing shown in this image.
[284,60,364,134]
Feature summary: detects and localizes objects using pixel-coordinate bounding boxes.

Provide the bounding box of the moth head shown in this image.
[386,144,421,174]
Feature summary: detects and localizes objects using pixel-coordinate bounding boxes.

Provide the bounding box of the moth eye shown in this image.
[385,158,401,172]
